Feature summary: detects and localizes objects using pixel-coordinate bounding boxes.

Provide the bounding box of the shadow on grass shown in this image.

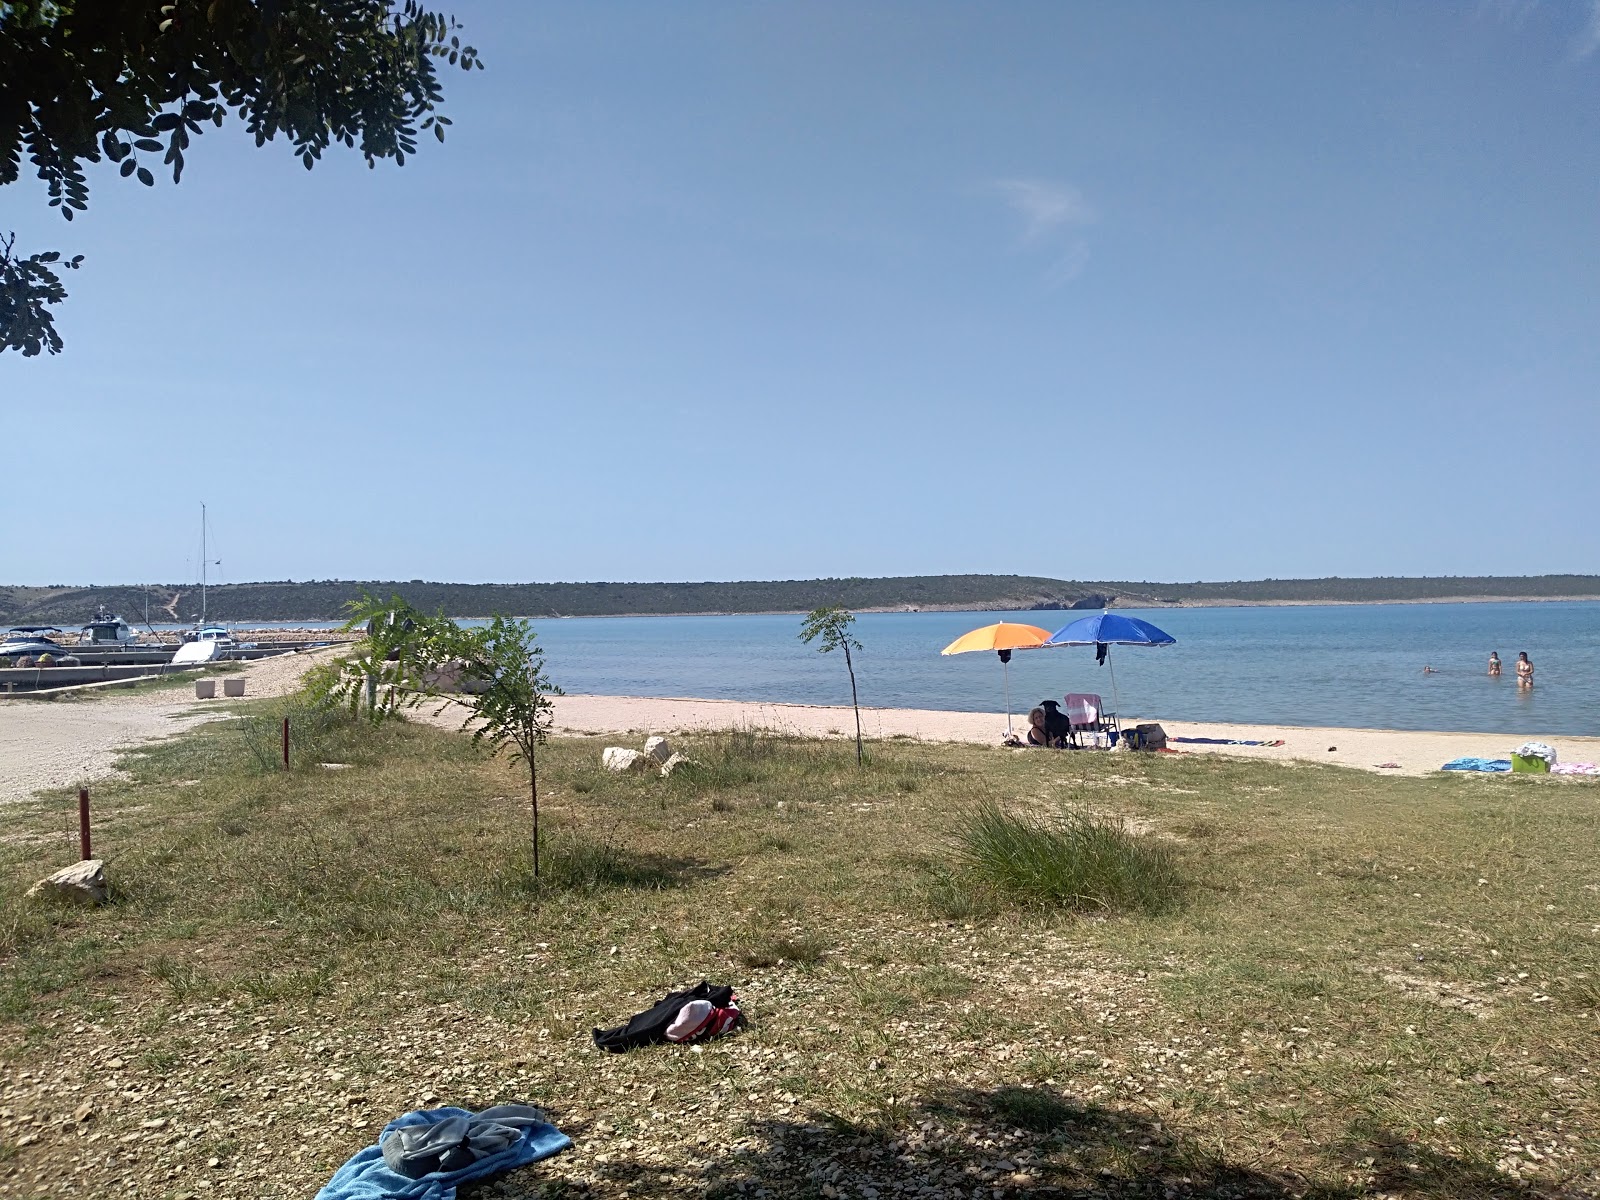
[512,1084,1567,1200]
[500,835,728,897]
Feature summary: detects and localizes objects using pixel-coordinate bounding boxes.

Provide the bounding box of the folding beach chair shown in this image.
[1064,693,1120,748]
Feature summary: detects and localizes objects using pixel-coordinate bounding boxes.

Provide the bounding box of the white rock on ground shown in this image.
[659,751,699,778]
[643,735,672,764]
[27,858,109,905]
[601,747,651,773]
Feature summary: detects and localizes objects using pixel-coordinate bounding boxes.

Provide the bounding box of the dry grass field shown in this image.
[1,698,1596,1199]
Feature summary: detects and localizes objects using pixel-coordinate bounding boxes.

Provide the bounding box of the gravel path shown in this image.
[0,648,341,803]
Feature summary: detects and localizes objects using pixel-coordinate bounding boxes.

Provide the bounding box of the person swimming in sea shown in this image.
[1422,665,1437,674]
[1516,652,1534,688]
[1488,652,1501,677]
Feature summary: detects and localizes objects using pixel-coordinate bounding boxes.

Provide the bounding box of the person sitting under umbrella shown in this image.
[1026,707,1050,747]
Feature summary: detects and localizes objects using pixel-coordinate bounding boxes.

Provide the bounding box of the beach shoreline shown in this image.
[542,693,1600,779]
[6,648,1596,802]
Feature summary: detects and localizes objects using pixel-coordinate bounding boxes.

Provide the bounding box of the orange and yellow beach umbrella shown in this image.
[940,622,1052,735]
[939,622,1052,657]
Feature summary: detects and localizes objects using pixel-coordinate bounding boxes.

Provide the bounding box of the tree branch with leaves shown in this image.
[0,0,483,355]
[306,591,463,722]
[305,596,563,875]
[0,231,81,356]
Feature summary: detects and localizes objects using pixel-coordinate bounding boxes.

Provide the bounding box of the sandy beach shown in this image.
[5,649,1597,802]
[542,694,1600,778]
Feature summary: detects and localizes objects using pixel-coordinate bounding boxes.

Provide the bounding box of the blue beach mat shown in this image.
[315,1105,570,1200]
[1440,757,1512,773]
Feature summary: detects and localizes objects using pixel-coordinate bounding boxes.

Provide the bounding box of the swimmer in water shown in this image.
[1422,665,1437,674]
[1516,652,1534,689]
[1488,652,1501,677]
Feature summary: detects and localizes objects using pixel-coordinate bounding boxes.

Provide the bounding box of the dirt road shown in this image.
[0,648,340,803]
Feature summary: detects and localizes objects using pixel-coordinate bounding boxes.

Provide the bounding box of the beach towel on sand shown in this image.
[1441,757,1512,773]
[1552,762,1600,776]
[314,1105,569,1200]
[1171,737,1287,747]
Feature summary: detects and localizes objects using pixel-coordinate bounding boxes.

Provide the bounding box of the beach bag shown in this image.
[1126,723,1167,751]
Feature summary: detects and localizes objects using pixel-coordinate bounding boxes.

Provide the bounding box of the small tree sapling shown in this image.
[799,605,864,765]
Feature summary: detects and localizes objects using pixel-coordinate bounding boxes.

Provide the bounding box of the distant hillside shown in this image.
[1118,576,1600,605]
[0,576,1127,625]
[2,574,1596,625]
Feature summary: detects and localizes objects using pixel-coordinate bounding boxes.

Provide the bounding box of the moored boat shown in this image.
[79,606,141,647]
[1,626,73,660]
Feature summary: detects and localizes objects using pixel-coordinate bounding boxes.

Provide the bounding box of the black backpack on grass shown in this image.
[592,981,735,1053]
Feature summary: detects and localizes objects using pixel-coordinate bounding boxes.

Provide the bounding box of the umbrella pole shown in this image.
[1003,658,1013,735]
[1107,648,1123,722]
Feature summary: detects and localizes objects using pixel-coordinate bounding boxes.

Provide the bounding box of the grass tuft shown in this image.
[954,802,1181,914]
[737,929,829,968]
[989,1085,1079,1133]
[235,693,364,773]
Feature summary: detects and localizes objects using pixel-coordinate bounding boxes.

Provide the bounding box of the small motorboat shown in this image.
[1,626,73,661]
[184,624,237,647]
[79,606,141,647]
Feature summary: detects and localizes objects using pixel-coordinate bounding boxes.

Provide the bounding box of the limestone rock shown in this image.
[602,747,650,773]
[27,859,109,906]
[643,735,673,764]
[422,661,465,692]
[660,752,700,778]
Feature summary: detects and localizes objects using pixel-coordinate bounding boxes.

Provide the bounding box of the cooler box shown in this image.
[1510,753,1549,774]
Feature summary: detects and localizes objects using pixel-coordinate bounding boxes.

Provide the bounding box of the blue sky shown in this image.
[4,2,1598,586]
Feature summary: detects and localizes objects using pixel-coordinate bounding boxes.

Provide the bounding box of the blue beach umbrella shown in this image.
[1041,612,1177,715]
[1045,612,1176,649]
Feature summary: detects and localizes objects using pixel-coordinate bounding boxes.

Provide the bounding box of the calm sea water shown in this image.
[523,602,1598,736]
[184,602,1599,735]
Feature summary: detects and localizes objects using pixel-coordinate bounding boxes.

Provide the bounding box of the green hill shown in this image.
[3,574,1597,626]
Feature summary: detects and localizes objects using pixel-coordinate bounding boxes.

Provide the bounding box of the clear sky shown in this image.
[4,2,1598,586]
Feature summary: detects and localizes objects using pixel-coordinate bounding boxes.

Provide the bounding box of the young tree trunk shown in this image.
[844,643,863,766]
[530,750,540,878]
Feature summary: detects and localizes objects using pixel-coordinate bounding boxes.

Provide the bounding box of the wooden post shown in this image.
[78,787,91,860]
[282,716,290,770]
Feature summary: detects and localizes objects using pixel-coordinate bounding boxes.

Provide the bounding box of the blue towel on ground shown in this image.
[315,1105,570,1200]
[1440,757,1512,773]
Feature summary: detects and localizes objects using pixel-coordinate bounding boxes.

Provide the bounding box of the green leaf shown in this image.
[136,167,154,186]
[120,159,137,177]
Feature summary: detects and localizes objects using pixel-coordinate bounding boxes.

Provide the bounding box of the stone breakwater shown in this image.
[229,628,361,646]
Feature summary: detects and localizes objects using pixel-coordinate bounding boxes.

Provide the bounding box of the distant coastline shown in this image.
[6,574,1599,625]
